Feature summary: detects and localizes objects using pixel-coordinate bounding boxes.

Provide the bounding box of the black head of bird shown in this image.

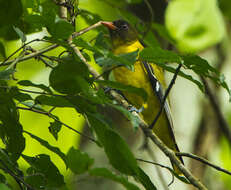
[102,19,138,46]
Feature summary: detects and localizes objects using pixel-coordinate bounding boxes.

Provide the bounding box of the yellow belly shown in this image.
[112,40,177,151]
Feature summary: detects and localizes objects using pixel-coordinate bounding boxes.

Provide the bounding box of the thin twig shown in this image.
[137,157,174,187]
[17,106,98,144]
[201,77,231,144]
[0,44,59,66]
[1,38,43,65]
[176,152,231,176]
[150,63,182,129]
[71,21,104,39]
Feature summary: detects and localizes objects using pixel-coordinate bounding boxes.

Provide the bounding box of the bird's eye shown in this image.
[121,24,128,30]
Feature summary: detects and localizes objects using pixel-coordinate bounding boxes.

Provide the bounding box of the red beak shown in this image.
[101,21,117,30]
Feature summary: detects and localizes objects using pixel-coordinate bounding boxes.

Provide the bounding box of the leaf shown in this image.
[22,154,65,188]
[89,168,140,190]
[135,168,157,190]
[182,55,231,100]
[95,50,139,70]
[24,131,67,168]
[73,38,101,54]
[12,26,26,43]
[25,174,46,190]
[47,19,74,40]
[0,42,6,59]
[0,184,11,190]
[79,9,102,26]
[0,148,19,174]
[0,173,6,184]
[140,47,182,64]
[49,60,90,95]
[86,113,139,175]
[66,147,94,174]
[18,80,52,93]
[35,95,74,107]
[9,87,32,102]
[0,0,23,26]
[66,95,97,114]
[0,89,25,161]
[95,80,147,101]
[48,120,62,140]
[0,69,15,80]
[153,62,204,92]
[165,0,225,52]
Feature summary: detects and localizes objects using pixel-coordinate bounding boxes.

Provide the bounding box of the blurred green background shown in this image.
[1,0,231,189]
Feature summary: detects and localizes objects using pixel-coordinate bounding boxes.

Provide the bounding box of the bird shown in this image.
[102,19,184,174]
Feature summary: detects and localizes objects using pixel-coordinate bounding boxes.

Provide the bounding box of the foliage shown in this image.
[0,0,230,189]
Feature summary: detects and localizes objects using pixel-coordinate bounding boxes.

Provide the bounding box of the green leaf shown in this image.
[73,38,101,53]
[0,184,11,190]
[165,0,225,52]
[135,167,157,190]
[79,9,102,26]
[87,113,139,175]
[18,80,52,93]
[0,42,6,59]
[49,60,90,94]
[89,168,140,190]
[35,95,74,107]
[24,131,67,168]
[22,154,65,187]
[0,173,6,184]
[95,80,147,101]
[48,120,62,141]
[0,89,25,161]
[25,174,46,190]
[153,62,204,92]
[103,129,139,175]
[95,50,139,70]
[0,0,23,26]
[182,55,231,99]
[0,69,15,80]
[140,47,182,63]
[66,95,97,114]
[48,19,74,40]
[66,147,94,174]
[9,87,33,102]
[12,26,26,43]
[0,148,20,175]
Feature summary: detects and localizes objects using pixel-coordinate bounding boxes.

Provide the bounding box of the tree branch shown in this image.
[176,152,231,176]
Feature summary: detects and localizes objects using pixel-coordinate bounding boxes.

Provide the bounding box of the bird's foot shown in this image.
[128,105,144,113]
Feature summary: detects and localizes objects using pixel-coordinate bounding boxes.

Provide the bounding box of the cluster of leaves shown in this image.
[0,0,230,190]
